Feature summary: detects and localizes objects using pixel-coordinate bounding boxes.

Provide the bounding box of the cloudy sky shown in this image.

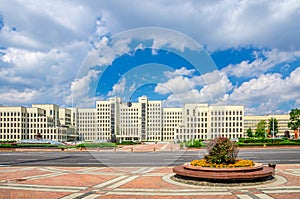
[0,0,300,115]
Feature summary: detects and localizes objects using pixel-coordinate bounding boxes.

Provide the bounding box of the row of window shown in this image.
[211,122,243,127]
[211,116,243,121]
[211,128,243,133]
[0,112,46,117]
[211,110,243,116]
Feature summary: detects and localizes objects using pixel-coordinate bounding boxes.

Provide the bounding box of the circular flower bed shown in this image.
[190,159,255,168]
[173,138,275,183]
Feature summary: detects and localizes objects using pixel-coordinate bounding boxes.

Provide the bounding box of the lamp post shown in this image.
[272,115,275,140]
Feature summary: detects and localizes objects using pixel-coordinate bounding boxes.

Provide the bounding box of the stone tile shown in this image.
[0,189,70,199]
[268,193,300,199]
[99,195,237,199]
[148,167,173,174]
[118,176,186,189]
[0,168,52,181]
[18,173,117,187]
[277,172,300,186]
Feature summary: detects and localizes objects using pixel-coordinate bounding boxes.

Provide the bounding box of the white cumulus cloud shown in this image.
[228,67,300,114]
[223,49,300,78]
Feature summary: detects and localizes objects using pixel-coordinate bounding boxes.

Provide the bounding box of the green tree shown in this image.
[255,120,267,138]
[288,108,300,130]
[268,118,278,137]
[246,128,253,137]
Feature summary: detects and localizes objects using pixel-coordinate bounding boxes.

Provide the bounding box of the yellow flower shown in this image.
[190,159,254,168]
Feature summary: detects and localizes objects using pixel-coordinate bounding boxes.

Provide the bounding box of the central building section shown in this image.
[95,96,244,142]
[97,96,163,142]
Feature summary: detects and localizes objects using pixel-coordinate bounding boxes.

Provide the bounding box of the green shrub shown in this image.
[0,143,15,148]
[77,142,117,148]
[117,141,141,145]
[237,143,265,147]
[186,139,203,148]
[17,144,57,148]
[204,137,238,164]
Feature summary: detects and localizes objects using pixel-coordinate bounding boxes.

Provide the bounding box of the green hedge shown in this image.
[17,144,58,148]
[77,142,117,148]
[237,142,300,147]
[0,143,16,148]
[117,141,141,145]
[183,139,204,148]
[237,138,300,144]
[238,138,284,144]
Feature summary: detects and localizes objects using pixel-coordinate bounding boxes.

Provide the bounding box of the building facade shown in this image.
[244,114,292,137]
[0,97,295,142]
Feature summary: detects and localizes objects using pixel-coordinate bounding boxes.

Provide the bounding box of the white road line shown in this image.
[76,162,105,165]
[17,159,38,161]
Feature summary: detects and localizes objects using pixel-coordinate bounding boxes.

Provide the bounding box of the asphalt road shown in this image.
[1,148,300,167]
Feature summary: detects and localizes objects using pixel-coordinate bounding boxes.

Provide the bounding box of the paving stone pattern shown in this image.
[0,164,299,199]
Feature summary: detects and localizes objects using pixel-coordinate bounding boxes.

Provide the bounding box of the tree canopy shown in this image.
[255,120,266,138]
[246,128,253,137]
[288,108,300,130]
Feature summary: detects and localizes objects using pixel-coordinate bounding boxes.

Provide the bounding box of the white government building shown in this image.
[0,96,294,142]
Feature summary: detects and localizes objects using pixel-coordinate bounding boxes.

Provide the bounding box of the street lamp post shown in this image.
[272,115,275,140]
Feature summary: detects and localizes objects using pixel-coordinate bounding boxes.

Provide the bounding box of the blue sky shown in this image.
[0,1,300,115]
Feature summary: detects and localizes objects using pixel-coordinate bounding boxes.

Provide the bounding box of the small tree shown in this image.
[288,108,300,131]
[255,120,267,138]
[205,137,239,165]
[246,128,253,137]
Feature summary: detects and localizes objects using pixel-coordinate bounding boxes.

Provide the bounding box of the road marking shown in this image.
[76,163,105,165]
[17,159,38,161]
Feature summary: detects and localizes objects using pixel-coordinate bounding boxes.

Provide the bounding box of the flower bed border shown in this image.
[173,163,275,182]
[183,162,263,172]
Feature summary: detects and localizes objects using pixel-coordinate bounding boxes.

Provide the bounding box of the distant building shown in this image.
[0,97,295,142]
[175,104,244,141]
[244,114,292,137]
[0,105,77,142]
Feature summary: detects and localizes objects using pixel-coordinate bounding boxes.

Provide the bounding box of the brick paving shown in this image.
[0,164,299,199]
[1,144,300,199]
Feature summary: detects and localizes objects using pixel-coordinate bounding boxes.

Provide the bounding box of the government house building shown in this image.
[0,96,293,142]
